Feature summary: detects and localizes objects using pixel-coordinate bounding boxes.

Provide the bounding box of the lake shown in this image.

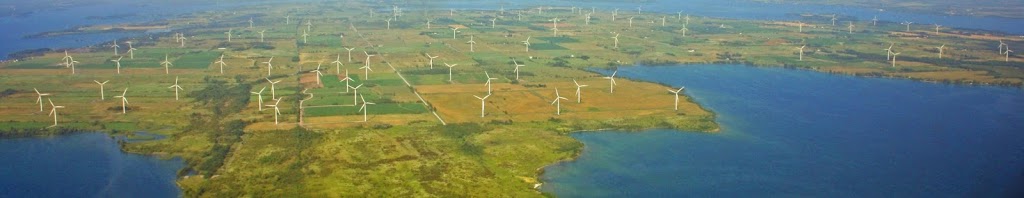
[0,133,183,197]
[540,64,1024,197]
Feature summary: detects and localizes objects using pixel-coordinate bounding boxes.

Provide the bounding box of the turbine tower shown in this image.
[252,87,266,111]
[215,55,227,74]
[603,71,618,93]
[445,63,458,82]
[474,94,490,118]
[310,62,325,85]
[551,89,568,115]
[266,78,281,99]
[573,79,588,103]
[34,88,51,112]
[512,58,525,80]
[47,99,65,128]
[112,56,123,74]
[266,97,283,125]
[168,76,184,100]
[426,54,439,69]
[668,86,685,111]
[263,57,274,76]
[114,88,130,114]
[94,80,109,100]
[358,94,375,122]
[160,54,173,74]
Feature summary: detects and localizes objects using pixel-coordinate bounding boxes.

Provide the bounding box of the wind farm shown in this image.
[0,1,1022,197]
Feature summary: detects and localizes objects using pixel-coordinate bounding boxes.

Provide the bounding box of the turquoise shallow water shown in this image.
[0,133,183,197]
[540,65,1024,197]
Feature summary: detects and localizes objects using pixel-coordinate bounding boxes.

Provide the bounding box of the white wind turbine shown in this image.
[797,45,806,61]
[349,84,364,106]
[34,88,51,112]
[340,70,354,93]
[266,97,282,125]
[168,76,184,101]
[385,18,392,30]
[94,80,109,100]
[263,57,274,76]
[110,40,120,56]
[668,86,685,111]
[306,20,313,32]
[937,44,946,59]
[445,63,458,82]
[285,15,290,24]
[586,13,591,25]
[628,16,634,27]
[891,51,901,67]
[345,47,356,62]
[310,62,325,85]
[522,36,531,52]
[612,34,620,49]
[68,56,79,75]
[680,24,688,37]
[573,79,588,103]
[467,35,477,52]
[872,15,878,26]
[661,16,666,26]
[266,78,281,99]
[426,53,439,69]
[426,19,432,29]
[302,30,309,44]
[125,41,136,59]
[331,54,344,74]
[61,50,71,65]
[491,18,497,28]
[252,87,266,111]
[999,41,1007,55]
[1006,49,1014,62]
[512,58,525,80]
[225,28,233,42]
[830,14,837,26]
[934,24,942,34]
[603,70,618,93]
[160,54,173,74]
[484,71,497,95]
[473,94,490,118]
[112,56,123,74]
[215,54,227,74]
[884,43,894,61]
[361,52,375,80]
[551,88,568,115]
[249,17,254,29]
[551,18,559,36]
[46,99,64,128]
[902,21,913,32]
[848,21,855,34]
[259,30,266,42]
[114,88,129,114]
[358,94,375,122]
[452,27,460,40]
[797,21,805,33]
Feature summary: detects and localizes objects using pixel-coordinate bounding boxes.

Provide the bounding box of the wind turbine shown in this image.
[305,20,312,32]
[310,62,324,85]
[258,30,266,42]
[491,18,497,28]
[385,18,392,29]
[884,43,894,61]
[1007,49,1014,62]
[114,88,129,114]
[512,58,525,80]
[902,21,913,32]
[361,51,375,80]
[611,34,620,49]
[830,14,837,26]
[797,21,805,33]
[668,86,685,111]
[285,15,290,24]
[426,19,432,29]
[612,9,618,21]
[331,54,344,74]
[112,56,123,74]
[603,70,617,93]
[125,42,136,59]
[266,97,282,125]
[937,44,946,59]
[934,24,942,34]
[585,13,591,25]
[999,41,1007,55]
[467,35,477,52]
[551,18,559,36]
[473,94,490,118]
[628,16,634,27]
[345,47,356,62]
[573,79,588,103]
[797,45,806,61]
[248,17,254,29]
[34,88,51,112]
[225,28,232,42]
[262,57,274,76]
[46,99,64,128]
[522,36,531,52]
[67,56,79,75]
[110,40,120,55]
[551,89,568,115]
[484,71,497,95]
[848,21,855,33]
[426,53,439,69]
[61,50,71,65]
[340,70,354,93]
[160,54,173,74]
[452,27,460,39]
[252,87,266,111]
[872,16,878,26]
[266,78,281,99]
[94,80,109,100]
[358,94,375,122]
[661,16,666,26]
[215,54,227,74]
[302,30,309,44]
[680,25,688,37]
[168,76,184,100]
[349,84,363,106]
[891,51,901,67]
[445,63,458,82]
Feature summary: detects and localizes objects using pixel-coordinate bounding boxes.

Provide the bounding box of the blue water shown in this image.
[540,65,1024,197]
[0,133,183,197]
